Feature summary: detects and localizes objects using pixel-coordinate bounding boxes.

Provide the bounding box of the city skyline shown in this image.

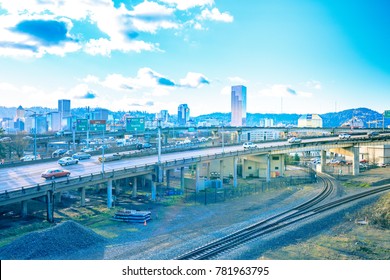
[0,1,389,116]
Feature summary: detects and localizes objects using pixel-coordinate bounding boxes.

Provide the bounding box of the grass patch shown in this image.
[342,181,371,188]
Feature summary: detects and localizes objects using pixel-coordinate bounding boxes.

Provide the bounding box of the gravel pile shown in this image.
[0,220,106,260]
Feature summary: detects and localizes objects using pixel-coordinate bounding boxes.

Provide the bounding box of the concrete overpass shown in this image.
[1,135,389,222]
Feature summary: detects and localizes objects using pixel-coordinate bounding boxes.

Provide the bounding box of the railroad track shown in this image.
[175,176,390,260]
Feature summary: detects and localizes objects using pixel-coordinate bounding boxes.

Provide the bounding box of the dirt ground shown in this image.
[1,167,389,259]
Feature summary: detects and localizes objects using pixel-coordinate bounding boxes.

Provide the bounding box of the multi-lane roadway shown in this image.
[0,134,388,194]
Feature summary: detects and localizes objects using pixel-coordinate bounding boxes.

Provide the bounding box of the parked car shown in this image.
[72,152,91,160]
[0,137,11,142]
[242,142,257,149]
[367,131,380,138]
[338,133,351,140]
[57,156,79,166]
[41,168,70,179]
[52,149,67,157]
[136,143,152,150]
[287,137,302,144]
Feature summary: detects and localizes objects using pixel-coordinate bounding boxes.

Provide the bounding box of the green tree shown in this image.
[0,128,6,160]
[293,153,300,164]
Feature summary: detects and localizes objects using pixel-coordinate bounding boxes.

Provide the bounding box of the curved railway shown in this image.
[175,176,390,260]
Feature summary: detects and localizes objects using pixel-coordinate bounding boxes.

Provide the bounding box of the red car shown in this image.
[41,168,71,180]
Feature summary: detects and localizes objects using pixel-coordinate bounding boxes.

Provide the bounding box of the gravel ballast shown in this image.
[0,220,107,260]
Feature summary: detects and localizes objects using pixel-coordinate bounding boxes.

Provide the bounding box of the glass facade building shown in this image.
[178,104,190,126]
[231,85,247,126]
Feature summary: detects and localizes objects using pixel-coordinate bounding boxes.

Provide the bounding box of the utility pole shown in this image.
[86,106,90,148]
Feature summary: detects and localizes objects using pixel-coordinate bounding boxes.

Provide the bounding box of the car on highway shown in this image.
[20,155,41,161]
[338,133,351,140]
[57,156,79,166]
[81,147,95,153]
[72,152,91,160]
[41,168,71,180]
[98,153,122,162]
[242,142,257,149]
[367,131,380,138]
[136,143,152,150]
[287,137,302,144]
[52,149,67,157]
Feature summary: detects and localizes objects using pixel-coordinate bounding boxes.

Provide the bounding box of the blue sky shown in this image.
[0,0,389,116]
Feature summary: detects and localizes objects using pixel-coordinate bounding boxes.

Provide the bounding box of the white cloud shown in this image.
[179,72,210,88]
[220,86,231,96]
[88,67,210,91]
[259,84,313,98]
[0,0,234,57]
[198,8,234,22]
[159,0,214,10]
[305,80,322,90]
[228,76,248,84]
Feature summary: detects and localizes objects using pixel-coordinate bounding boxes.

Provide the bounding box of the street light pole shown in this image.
[157,119,161,164]
[221,125,225,153]
[26,109,37,160]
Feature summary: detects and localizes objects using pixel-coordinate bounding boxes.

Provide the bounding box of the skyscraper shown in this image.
[178,104,190,126]
[231,85,247,126]
[58,99,71,118]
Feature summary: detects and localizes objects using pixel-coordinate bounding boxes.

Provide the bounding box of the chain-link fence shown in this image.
[175,169,317,205]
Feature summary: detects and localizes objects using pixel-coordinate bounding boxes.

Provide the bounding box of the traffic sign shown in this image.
[384,110,390,118]
[90,120,106,131]
[76,119,88,132]
[126,117,145,132]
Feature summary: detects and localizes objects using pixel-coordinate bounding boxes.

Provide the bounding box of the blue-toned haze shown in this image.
[0,0,389,116]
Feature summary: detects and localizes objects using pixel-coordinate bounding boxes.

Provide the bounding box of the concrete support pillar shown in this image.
[21,200,28,218]
[46,190,54,223]
[132,177,138,198]
[195,163,200,192]
[220,159,224,188]
[107,179,113,208]
[266,154,271,183]
[206,162,210,179]
[115,180,121,196]
[233,157,238,188]
[352,147,360,176]
[166,169,171,188]
[180,167,185,191]
[80,187,86,207]
[55,191,62,203]
[242,159,246,179]
[320,150,327,173]
[147,174,156,201]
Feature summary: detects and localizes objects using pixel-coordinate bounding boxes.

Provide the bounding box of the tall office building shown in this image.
[58,99,71,118]
[47,112,61,132]
[231,85,247,126]
[92,108,109,121]
[15,105,25,120]
[178,104,190,126]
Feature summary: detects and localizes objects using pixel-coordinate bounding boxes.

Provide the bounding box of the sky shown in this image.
[0,0,389,116]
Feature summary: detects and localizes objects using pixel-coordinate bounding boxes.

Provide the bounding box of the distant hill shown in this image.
[1,106,388,128]
[193,107,388,128]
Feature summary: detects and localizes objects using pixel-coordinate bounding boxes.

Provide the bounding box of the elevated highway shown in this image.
[1,134,389,221]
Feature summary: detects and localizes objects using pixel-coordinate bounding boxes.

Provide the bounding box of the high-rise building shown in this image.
[47,112,61,132]
[58,99,71,118]
[231,85,247,126]
[92,108,109,121]
[15,105,25,120]
[178,104,190,126]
